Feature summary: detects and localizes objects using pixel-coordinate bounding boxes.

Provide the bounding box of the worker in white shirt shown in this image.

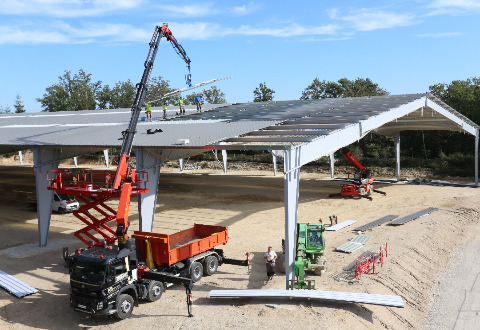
[264,246,277,281]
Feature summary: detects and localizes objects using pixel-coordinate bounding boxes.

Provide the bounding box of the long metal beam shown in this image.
[227,137,313,143]
[209,289,405,308]
[265,124,346,130]
[247,130,330,136]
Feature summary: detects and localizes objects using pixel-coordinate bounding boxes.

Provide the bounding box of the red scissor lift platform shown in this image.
[47,169,148,247]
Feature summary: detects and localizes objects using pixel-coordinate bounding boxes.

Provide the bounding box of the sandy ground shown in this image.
[0,162,479,329]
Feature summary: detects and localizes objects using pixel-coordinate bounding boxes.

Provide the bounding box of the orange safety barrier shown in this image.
[132,224,229,266]
[355,242,388,279]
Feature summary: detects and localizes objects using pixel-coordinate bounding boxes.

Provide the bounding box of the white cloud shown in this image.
[162,4,218,17]
[426,0,480,15]
[0,0,141,17]
[231,2,259,16]
[341,9,417,31]
[417,32,463,38]
[0,26,69,44]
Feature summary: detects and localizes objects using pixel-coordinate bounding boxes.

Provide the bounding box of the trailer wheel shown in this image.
[190,262,203,282]
[114,294,134,319]
[146,281,163,302]
[203,256,218,276]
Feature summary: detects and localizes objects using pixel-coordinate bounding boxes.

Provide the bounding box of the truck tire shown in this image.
[146,281,163,302]
[190,262,203,282]
[58,207,65,214]
[114,294,134,319]
[314,256,327,276]
[203,256,218,276]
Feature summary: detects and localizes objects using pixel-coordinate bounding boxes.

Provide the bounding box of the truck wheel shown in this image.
[146,281,163,302]
[114,294,134,319]
[314,256,327,276]
[190,262,203,282]
[58,207,65,214]
[203,256,218,276]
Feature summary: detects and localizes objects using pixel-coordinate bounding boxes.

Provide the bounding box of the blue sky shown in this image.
[0,0,479,112]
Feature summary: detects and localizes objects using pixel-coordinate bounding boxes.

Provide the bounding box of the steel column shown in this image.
[475,129,479,186]
[179,158,184,171]
[74,156,78,167]
[136,147,162,232]
[329,153,335,178]
[18,151,23,165]
[395,133,401,181]
[273,153,277,176]
[222,150,227,174]
[33,147,60,247]
[283,148,301,289]
[103,149,110,168]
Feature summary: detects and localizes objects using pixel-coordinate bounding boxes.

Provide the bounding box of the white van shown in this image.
[27,192,79,213]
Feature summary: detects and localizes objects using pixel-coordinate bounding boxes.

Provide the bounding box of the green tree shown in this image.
[185,92,196,105]
[37,69,102,111]
[14,95,26,113]
[300,77,388,100]
[96,84,112,109]
[144,76,173,105]
[202,86,226,104]
[253,82,275,102]
[111,80,136,109]
[0,105,11,114]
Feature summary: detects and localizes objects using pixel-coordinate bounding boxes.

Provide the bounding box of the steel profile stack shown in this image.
[353,215,398,232]
[336,236,371,253]
[388,207,439,226]
[0,270,38,298]
[326,220,357,231]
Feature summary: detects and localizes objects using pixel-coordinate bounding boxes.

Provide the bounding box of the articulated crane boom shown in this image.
[113,23,192,247]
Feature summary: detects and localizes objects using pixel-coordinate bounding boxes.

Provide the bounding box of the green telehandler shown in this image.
[280,222,327,289]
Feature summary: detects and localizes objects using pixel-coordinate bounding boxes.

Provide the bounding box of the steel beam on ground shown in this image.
[284,148,300,290]
[326,220,357,231]
[33,147,60,247]
[388,207,439,226]
[353,215,398,232]
[136,147,162,232]
[395,132,401,181]
[209,289,404,308]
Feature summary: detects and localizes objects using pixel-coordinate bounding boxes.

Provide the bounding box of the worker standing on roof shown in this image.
[163,100,167,119]
[195,93,203,112]
[264,246,277,281]
[179,96,185,115]
[145,102,152,121]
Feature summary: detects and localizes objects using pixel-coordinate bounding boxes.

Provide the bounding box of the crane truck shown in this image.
[46,24,247,320]
[328,148,386,201]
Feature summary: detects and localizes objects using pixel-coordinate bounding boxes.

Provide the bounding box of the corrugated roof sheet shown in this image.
[0,270,38,298]
[326,220,357,231]
[388,207,439,226]
[353,215,398,232]
[209,289,404,308]
[336,236,371,253]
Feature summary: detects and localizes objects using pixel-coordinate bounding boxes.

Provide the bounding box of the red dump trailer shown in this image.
[132,224,246,282]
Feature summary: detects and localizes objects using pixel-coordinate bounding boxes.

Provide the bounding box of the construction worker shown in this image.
[179,97,185,115]
[162,100,167,119]
[195,94,203,112]
[264,246,277,281]
[145,102,152,121]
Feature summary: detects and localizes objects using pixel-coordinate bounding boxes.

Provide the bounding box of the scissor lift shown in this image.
[46,169,148,247]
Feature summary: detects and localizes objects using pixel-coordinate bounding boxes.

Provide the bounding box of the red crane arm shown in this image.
[341,148,365,170]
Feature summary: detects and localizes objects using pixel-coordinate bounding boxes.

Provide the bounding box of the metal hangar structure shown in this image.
[0,94,478,289]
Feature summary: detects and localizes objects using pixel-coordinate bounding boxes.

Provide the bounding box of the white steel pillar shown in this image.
[329,153,335,178]
[18,151,23,165]
[33,147,60,247]
[283,148,301,289]
[103,149,110,168]
[179,158,184,171]
[395,132,401,181]
[475,129,479,186]
[136,148,162,232]
[222,150,227,174]
[74,156,78,167]
[273,153,277,176]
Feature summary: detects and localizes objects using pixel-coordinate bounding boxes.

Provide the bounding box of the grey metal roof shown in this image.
[0,269,38,298]
[209,289,404,308]
[353,215,398,232]
[388,207,439,226]
[0,94,477,155]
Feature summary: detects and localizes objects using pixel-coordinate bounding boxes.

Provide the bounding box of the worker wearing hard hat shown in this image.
[179,97,185,115]
[145,103,152,121]
[162,100,168,119]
